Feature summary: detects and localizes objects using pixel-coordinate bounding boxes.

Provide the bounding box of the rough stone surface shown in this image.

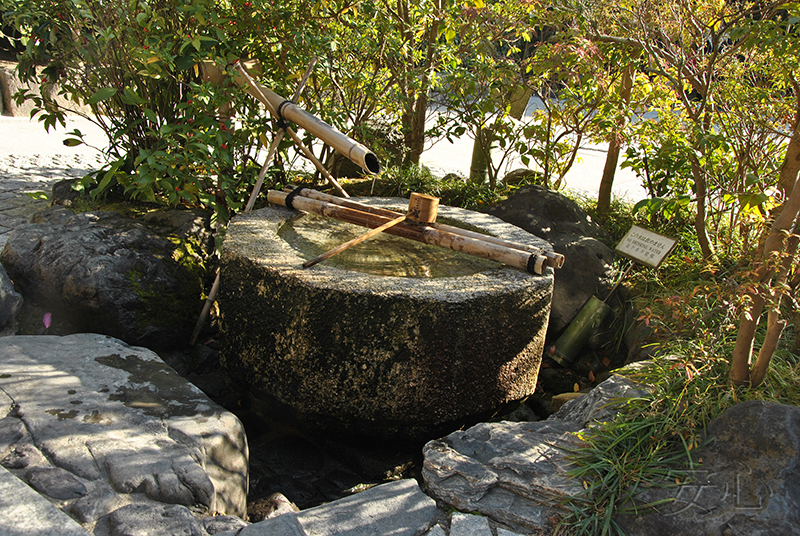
[450,512,492,536]
[550,374,650,426]
[0,333,248,533]
[220,200,553,439]
[0,465,91,536]
[485,184,617,336]
[0,261,22,329]
[423,374,647,534]
[616,400,800,536]
[234,479,437,536]
[0,207,212,349]
[26,465,89,500]
[423,419,582,533]
[106,503,207,536]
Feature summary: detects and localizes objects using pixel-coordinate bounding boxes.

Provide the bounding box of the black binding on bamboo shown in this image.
[284,186,306,210]
[276,99,293,130]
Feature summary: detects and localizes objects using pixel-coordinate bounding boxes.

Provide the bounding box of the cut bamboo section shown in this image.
[203,61,380,175]
[282,186,565,270]
[268,190,553,275]
[407,192,439,224]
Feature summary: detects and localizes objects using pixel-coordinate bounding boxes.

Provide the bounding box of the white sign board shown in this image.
[615,225,677,268]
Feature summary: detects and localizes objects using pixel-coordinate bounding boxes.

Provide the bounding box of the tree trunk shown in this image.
[469,127,490,184]
[468,86,532,185]
[730,129,800,385]
[688,152,715,260]
[597,66,634,216]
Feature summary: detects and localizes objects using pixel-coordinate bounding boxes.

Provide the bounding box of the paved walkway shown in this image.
[0,117,106,249]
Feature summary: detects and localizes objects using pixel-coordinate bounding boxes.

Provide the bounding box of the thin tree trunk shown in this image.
[777,81,800,198]
[688,152,715,260]
[469,128,490,184]
[598,66,634,216]
[749,226,799,386]
[469,86,532,184]
[730,130,800,384]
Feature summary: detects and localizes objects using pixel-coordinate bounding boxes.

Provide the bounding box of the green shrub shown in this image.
[6,0,270,227]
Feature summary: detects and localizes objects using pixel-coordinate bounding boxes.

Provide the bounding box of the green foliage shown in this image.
[337,165,514,211]
[6,0,270,228]
[560,193,800,534]
[561,326,800,535]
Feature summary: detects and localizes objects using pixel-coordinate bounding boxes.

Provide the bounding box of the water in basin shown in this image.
[278,213,501,277]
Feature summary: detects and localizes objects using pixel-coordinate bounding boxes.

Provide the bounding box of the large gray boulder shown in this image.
[617,400,800,536]
[0,333,248,533]
[0,262,22,330]
[485,184,617,336]
[422,375,646,534]
[0,207,212,349]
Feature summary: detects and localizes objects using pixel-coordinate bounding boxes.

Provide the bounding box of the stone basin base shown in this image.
[219,199,554,439]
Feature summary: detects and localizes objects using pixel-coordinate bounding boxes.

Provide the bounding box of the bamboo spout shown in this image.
[283,186,565,270]
[202,61,380,175]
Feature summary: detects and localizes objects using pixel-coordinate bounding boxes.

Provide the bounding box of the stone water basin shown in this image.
[219,198,554,439]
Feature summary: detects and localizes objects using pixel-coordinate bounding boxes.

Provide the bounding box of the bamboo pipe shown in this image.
[302,215,407,269]
[204,61,381,175]
[234,63,350,198]
[268,190,551,275]
[283,186,565,270]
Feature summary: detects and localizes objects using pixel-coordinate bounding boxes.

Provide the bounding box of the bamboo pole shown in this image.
[245,57,319,212]
[192,58,332,346]
[282,186,565,270]
[268,190,551,275]
[302,215,407,269]
[233,62,350,199]
[208,60,380,175]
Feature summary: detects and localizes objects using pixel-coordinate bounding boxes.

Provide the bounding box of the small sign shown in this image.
[615,225,677,268]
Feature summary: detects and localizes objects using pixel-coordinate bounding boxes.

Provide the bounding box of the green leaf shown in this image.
[25,191,49,201]
[87,87,118,105]
[739,193,769,209]
[62,138,84,147]
[143,108,158,125]
[744,173,761,187]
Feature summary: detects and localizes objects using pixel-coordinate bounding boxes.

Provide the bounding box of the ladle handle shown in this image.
[302,215,407,269]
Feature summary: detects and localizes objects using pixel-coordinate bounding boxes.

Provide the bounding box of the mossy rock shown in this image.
[0,206,213,350]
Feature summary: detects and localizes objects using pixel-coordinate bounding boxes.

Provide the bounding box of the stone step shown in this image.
[224,479,438,536]
[0,465,91,536]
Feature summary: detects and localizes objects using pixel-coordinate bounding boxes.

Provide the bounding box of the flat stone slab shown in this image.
[230,479,437,536]
[0,464,90,536]
[0,333,248,533]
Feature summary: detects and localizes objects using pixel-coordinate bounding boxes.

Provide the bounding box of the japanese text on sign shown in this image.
[615,225,677,268]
